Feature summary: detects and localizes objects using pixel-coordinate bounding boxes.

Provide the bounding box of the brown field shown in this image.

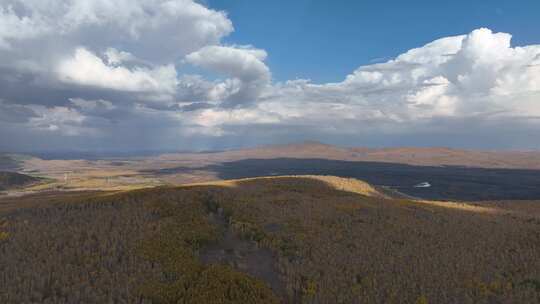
[154,141,540,170]
[1,175,539,303]
[3,142,540,201]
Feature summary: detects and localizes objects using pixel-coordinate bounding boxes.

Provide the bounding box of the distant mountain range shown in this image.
[157,141,540,170]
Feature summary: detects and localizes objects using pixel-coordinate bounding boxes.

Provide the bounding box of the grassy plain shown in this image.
[4,142,540,201]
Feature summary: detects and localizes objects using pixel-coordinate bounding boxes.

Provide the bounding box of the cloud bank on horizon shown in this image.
[1,0,539,151]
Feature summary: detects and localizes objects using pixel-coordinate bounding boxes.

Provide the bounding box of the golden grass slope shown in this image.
[185,175,385,198]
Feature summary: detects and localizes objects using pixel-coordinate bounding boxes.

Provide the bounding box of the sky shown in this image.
[0,0,539,152]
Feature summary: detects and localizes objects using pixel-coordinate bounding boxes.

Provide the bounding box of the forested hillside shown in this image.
[1,176,539,303]
[0,171,40,191]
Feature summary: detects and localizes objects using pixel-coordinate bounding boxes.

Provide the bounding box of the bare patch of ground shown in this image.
[200,210,286,298]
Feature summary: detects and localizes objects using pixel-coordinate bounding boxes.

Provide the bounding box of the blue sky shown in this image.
[208,0,540,82]
[1,0,540,151]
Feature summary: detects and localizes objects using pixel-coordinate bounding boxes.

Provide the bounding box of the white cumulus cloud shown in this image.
[267,28,540,124]
[185,45,271,104]
[0,0,233,59]
[57,47,178,94]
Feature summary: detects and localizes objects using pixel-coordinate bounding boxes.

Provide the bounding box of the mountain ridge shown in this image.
[157,141,540,170]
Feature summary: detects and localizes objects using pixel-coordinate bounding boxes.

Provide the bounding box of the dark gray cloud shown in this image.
[0,101,38,123]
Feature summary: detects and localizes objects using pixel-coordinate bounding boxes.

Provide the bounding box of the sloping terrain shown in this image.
[0,187,279,304]
[10,142,540,201]
[0,171,40,191]
[0,154,22,171]
[1,176,539,303]
[156,142,540,170]
[165,158,540,201]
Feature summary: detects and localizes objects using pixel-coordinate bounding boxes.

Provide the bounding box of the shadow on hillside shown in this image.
[150,158,540,201]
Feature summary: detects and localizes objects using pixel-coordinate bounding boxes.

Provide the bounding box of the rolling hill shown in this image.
[0,171,40,191]
[157,141,540,170]
[1,175,539,303]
